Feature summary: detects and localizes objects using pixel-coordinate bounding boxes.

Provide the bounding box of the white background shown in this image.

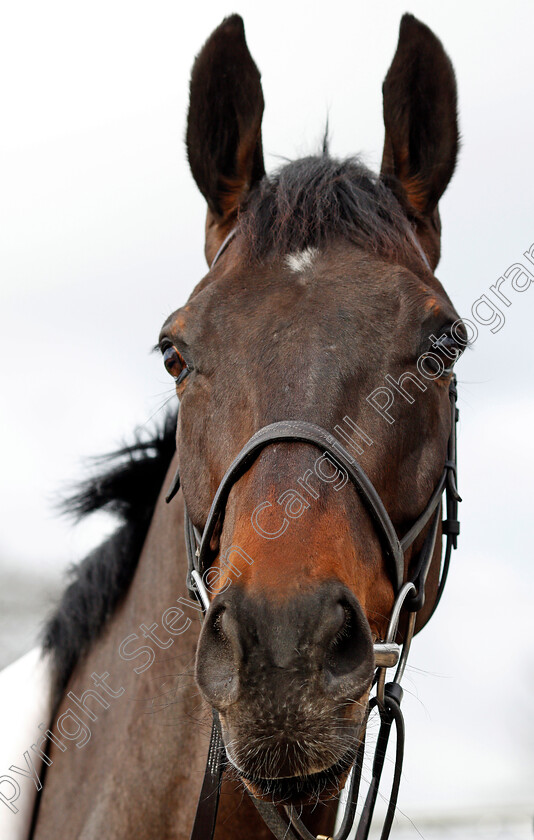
[1,0,533,831]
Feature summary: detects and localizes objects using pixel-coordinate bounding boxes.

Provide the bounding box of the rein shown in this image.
[166,230,461,840]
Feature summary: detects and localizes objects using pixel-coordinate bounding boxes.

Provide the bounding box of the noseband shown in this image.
[165,230,461,840]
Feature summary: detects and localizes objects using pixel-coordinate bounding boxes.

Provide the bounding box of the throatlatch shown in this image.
[166,377,460,840]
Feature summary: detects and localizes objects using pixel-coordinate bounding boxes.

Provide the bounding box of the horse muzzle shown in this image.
[195,580,374,796]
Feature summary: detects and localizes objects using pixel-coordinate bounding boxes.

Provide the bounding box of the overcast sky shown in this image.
[1,0,533,829]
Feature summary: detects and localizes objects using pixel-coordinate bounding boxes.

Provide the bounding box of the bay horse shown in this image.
[30,12,463,840]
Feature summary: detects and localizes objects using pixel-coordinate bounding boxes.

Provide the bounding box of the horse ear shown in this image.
[187,15,265,260]
[381,14,459,219]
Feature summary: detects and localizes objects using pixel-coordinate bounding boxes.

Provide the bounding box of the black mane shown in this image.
[42,411,177,708]
[241,154,416,263]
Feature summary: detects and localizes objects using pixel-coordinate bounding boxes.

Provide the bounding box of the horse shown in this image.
[28,12,463,839]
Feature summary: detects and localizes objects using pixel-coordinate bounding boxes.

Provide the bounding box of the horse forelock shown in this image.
[239,153,420,266]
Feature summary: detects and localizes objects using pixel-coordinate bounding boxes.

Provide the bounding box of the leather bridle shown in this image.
[165,229,461,840]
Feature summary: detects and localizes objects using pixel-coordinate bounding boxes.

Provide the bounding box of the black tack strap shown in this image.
[189,711,226,840]
[405,506,441,613]
[356,684,405,840]
[250,797,301,840]
[192,420,405,593]
[442,518,460,536]
[210,227,238,269]
[165,466,181,504]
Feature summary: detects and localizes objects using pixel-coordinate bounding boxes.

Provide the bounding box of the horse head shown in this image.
[159,14,462,805]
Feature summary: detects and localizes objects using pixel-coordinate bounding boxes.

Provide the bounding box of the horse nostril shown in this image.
[196,604,241,708]
[325,603,355,675]
[324,600,373,693]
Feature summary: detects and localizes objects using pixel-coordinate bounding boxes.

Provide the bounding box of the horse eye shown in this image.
[442,335,460,352]
[431,332,464,374]
[163,346,189,384]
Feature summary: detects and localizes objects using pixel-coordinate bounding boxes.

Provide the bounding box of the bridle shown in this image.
[165,228,461,840]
